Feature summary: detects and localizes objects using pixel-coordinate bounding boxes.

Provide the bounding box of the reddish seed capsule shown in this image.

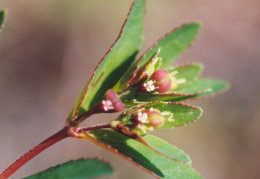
[147,111,164,127]
[105,89,124,112]
[106,89,118,101]
[151,69,171,93]
[133,109,164,128]
[112,99,124,112]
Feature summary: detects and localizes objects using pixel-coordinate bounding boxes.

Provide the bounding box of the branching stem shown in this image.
[79,123,110,133]
[68,104,101,127]
[0,120,111,179]
[0,127,69,179]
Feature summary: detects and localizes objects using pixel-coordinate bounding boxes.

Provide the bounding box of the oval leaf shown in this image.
[84,129,202,179]
[69,0,145,120]
[114,23,202,92]
[142,134,192,164]
[172,78,229,101]
[156,102,202,128]
[113,102,202,129]
[125,92,199,104]
[125,102,202,128]
[168,63,203,85]
[24,158,113,179]
[141,23,202,69]
[120,78,227,105]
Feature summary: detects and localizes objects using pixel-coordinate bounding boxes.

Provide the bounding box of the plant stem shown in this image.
[79,123,110,133]
[68,104,101,127]
[0,127,69,179]
[0,122,112,179]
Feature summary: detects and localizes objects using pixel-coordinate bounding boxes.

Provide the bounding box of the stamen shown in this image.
[101,100,114,111]
[170,71,179,76]
[176,78,186,84]
[137,112,148,123]
[143,80,156,92]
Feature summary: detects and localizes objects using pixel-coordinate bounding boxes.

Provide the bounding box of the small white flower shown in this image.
[137,112,148,123]
[143,80,156,92]
[101,100,114,111]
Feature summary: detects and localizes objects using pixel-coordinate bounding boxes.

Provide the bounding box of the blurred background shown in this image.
[0,0,259,178]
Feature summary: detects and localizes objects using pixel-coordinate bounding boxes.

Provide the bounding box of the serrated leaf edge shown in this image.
[81,130,160,179]
[125,22,202,89]
[168,102,203,127]
[72,0,139,119]
[113,124,192,165]
[182,79,230,102]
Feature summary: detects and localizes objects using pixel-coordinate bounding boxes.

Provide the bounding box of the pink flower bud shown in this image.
[105,89,124,112]
[151,69,171,93]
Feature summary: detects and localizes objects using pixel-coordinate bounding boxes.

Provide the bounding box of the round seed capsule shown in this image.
[147,111,164,127]
[151,69,171,93]
[105,89,124,112]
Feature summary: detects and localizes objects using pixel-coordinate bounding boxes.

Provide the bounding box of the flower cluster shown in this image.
[97,51,193,134]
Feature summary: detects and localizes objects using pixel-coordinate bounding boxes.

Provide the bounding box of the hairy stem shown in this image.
[0,127,69,179]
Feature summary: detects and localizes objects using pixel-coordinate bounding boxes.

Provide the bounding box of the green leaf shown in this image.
[168,63,203,85]
[0,9,7,30]
[140,23,202,69]
[69,0,145,119]
[125,102,202,128]
[121,77,227,105]
[172,78,229,100]
[120,64,203,103]
[24,158,113,179]
[142,134,191,164]
[86,130,202,179]
[156,102,202,128]
[114,23,202,92]
[125,92,197,104]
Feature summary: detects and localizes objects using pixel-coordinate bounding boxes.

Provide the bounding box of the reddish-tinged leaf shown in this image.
[114,23,201,92]
[110,124,192,164]
[69,0,145,120]
[81,129,202,179]
[172,78,229,101]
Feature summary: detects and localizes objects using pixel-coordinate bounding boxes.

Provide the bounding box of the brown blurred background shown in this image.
[0,0,259,178]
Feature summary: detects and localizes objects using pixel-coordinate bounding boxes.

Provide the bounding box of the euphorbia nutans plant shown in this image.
[0,0,229,179]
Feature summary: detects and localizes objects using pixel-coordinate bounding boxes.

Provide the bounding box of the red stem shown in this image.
[68,104,101,127]
[0,105,111,179]
[79,123,110,133]
[0,127,69,179]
